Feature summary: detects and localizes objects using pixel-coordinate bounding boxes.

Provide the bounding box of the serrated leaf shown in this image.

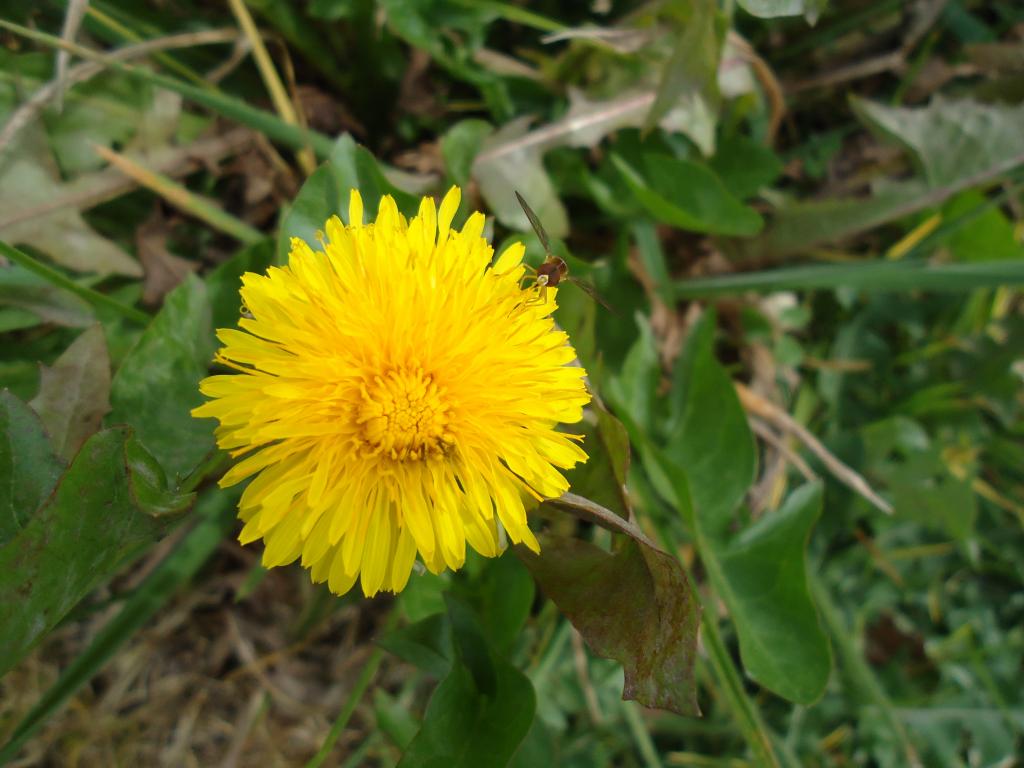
[28,324,110,461]
[108,275,214,479]
[473,82,740,237]
[0,130,140,277]
[0,427,187,677]
[612,152,763,236]
[862,416,977,541]
[474,115,569,240]
[0,391,64,546]
[645,0,723,134]
[519,534,700,715]
[851,96,1024,189]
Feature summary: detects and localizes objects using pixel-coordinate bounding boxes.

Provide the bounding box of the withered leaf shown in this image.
[28,324,110,461]
[518,533,701,716]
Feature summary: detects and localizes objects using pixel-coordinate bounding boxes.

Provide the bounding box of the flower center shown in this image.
[357,368,453,461]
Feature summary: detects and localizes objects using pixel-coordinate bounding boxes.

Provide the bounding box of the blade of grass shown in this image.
[809,572,922,768]
[453,0,567,33]
[0,488,238,763]
[674,259,1024,298]
[93,144,265,245]
[0,29,239,157]
[304,609,399,768]
[0,240,149,325]
[0,19,335,158]
[83,4,214,87]
[226,0,317,176]
[623,700,664,768]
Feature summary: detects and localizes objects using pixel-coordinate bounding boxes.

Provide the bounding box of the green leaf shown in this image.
[108,275,215,479]
[0,427,189,678]
[0,130,141,277]
[743,180,926,258]
[942,190,1024,262]
[446,594,497,695]
[709,134,784,200]
[851,96,1024,189]
[474,552,535,657]
[0,391,63,547]
[47,70,152,175]
[631,220,673,304]
[441,119,494,187]
[519,534,701,715]
[277,135,420,263]
[565,405,632,519]
[123,434,195,519]
[606,316,660,434]
[379,613,453,679]
[645,1,723,134]
[399,570,449,623]
[862,417,977,541]
[328,135,422,219]
[612,153,763,236]
[0,263,94,328]
[397,658,535,768]
[652,311,831,704]
[474,116,569,240]
[716,483,831,703]
[277,163,341,265]
[666,311,756,539]
[0,485,236,762]
[28,325,110,461]
[472,86,717,237]
[205,240,275,331]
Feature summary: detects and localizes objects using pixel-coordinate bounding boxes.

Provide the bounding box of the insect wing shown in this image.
[514,191,553,256]
[567,276,614,312]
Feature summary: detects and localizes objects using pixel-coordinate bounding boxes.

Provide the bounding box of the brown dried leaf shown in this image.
[136,209,198,306]
[28,324,111,461]
[518,534,700,715]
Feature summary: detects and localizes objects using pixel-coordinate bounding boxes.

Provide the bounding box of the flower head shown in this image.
[193,187,590,596]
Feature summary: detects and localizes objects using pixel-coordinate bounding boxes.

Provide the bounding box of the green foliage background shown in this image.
[1,0,1023,766]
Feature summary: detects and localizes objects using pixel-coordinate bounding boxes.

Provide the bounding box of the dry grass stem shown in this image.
[0,28,240,157]
[735,382,894,515]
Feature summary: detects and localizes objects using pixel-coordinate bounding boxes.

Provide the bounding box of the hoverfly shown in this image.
[514,191,611,310]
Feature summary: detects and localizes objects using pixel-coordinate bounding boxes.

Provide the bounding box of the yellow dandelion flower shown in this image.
[193,186,591,597]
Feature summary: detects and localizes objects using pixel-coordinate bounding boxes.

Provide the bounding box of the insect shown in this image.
[514,191,611,310]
